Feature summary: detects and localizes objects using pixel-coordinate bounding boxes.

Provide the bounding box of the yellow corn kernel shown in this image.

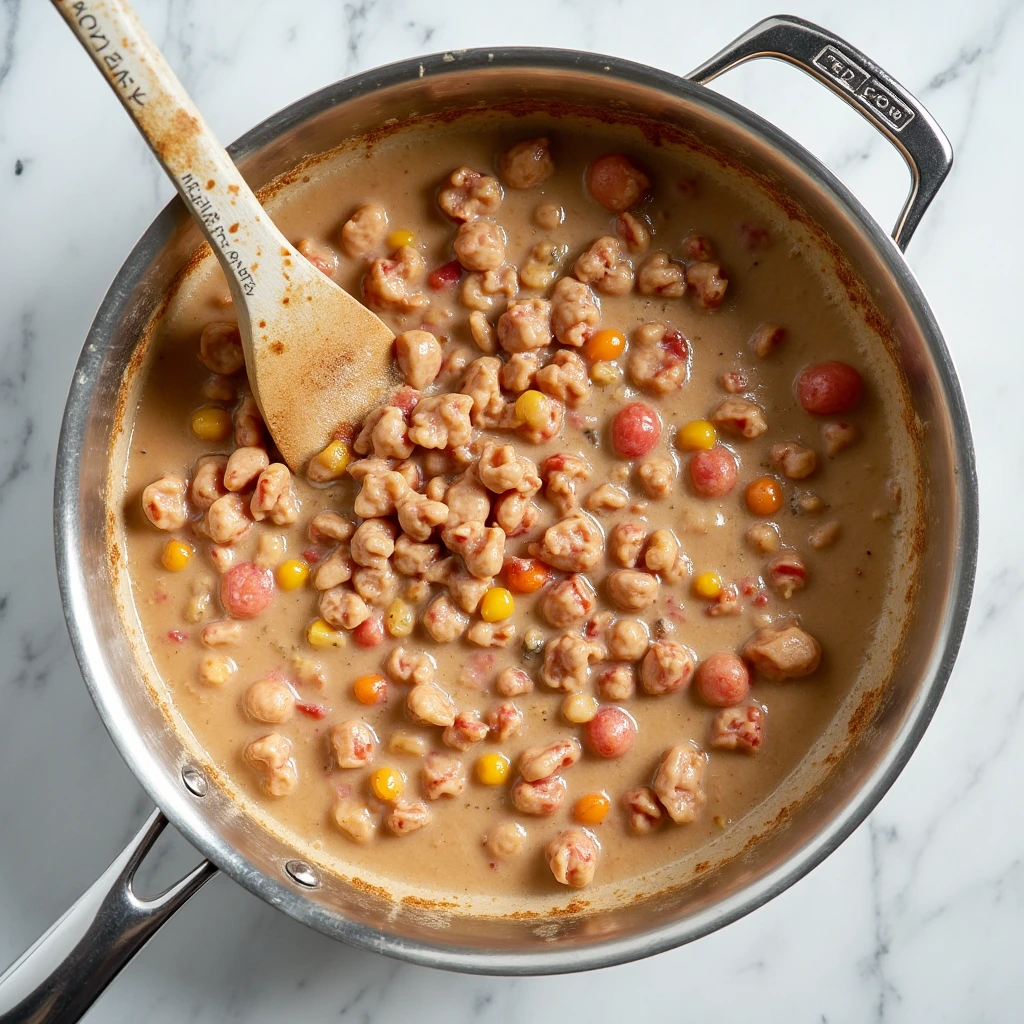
[590,360,623,386]
[189,406,233,442]
[476,753,510,786]
[386,598,415,638]
[562,692,599,724]
[388,228,415,250]
[312,440,351,480]
[677,419,718,451]
[515,389,550,430]
[306,618,346,649]
[692,571,723,600]
[370,766,405,801]
[276,559,309,591]
[480,587,515,623]
[574,792,611,825]
[161,538,192,572]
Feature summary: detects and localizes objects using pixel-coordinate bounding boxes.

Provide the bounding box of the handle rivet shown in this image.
[285,860,321,889]
[181,764,209,797]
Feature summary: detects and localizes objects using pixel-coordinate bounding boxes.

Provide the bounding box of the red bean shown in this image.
[612,402,662,458]
[427,259,463,290]
[586,706,638,758]
[796,361,864,415]
[696,652,751,707]
[585,154,650,212]
[353,614,385,648]
[220,562,274,619]
[689,446,738,497]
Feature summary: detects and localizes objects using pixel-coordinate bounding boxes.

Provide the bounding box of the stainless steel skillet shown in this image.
[0,15,976,1023]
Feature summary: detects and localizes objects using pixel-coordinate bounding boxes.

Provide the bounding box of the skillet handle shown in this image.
[688,14,952,251]
[0,809,216,1024]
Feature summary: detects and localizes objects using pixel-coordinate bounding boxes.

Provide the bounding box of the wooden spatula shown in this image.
[53,0,398,471]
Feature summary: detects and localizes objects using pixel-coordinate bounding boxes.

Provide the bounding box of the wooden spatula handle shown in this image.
[50,0,286,304]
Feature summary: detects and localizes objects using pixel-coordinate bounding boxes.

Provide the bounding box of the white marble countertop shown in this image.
[0,0,1017,1019]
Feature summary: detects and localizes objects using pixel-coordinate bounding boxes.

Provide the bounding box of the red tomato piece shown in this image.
[296,702,327,719]
[689,446,738,498]
[166,629,188,643]
[302,546,323,564]
[586,706,638,758]
[352,614,385,648]
[220,562,274,619]
[585,154,651,211]
[428,259,463,290]
[391,386,421,418]
[796,361,864,415]
[612,402,662,458]
[696,652,751,707]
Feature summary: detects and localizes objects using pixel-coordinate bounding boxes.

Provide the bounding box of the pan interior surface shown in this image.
[58,50,973,971]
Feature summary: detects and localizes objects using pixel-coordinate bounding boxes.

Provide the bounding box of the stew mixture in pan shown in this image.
[122,116,912,902]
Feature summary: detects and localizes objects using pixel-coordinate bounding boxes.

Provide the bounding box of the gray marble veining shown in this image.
[1,0,1018,1020]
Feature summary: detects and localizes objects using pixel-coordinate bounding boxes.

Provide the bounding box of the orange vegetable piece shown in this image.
[584,328,626,362]
[574,791,611,825]
[503,556,551,594]
[353,673,388,705]
[745,476,783,516]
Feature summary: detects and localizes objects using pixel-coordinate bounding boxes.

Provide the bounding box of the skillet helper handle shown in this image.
[688,14,953,251]
[0,809,216,1024]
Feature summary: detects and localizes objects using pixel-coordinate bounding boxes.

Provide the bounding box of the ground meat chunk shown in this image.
[422,752,467,799]
[341,203,388,259]
[244,679,295,724]
[607,618,649,661]
[628,322,689,393]
[499,137,554,189]
[609,519,646,568]
[332,796,376,843]
[406,681,458,727]
[497,667,534,697]
[686,260,728,309]
[615,211,650,254]
[350,518,396,570]
[497,298,553,353]
[421,594,469,643]
[445,468,491,525]
[574,236,634,295]
[444,521,505,578]
[500,352,540,393]
[248,464,298,526]
[743,623,822,680]
[746,522,781,554]
[319,587,370,630]
[607,569,659,610]
[476,442,528,493]
[408,393,474,450]
[354,406,415,460]
[385,799,431,836]
[711,705,764,752]
[200,619,243,648]
[330,720,378,769]
[641,640,696,694]
[597,663,636,701]
[637,251,686,297]
[653,743,708,824]
[546,828,599,888]
[313,544,353,590]
[468,311,498,354]
[460,267,518,313]
[721,370,749,394]
[439,166,503,221]
[442,711,489,751]
[520,241,569,291]
[516,395,564,445]
[586,153,650,211]
[386,647,437,686]
[396,494,449,543]
[711,398,768,439]
[750,322,786,358]
[232,391,264,449]
[511,775,567,816]
[223,447,268,493]
[453,218,506,273]
[484,821,528,859]
[823,421,858,456]
[550,276,601,348]
[808,520,842,549]
[198,322,244,376]
[244,733,297,797]
[766,551,808,599]
[352,564,399,606]
[637,455,677,499]
[771,441,817,479]
[190,456,228,510]
[541,453,592,516]
[487,700,524,742]
[541,574,597,628]
[529,511,603,572]
[308,511,355,545]
[204,493,252,545]
[461,357,508,429]
[536,350,591,408]
[585,484,628,512]
[643,529,680,576]
[395,330,443,390]
[623,787,664,833]
[142,475,188,531]
[364,245,428,312]
[447,570,492,614]
[493,492,540,536]
[540,633,605,692]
